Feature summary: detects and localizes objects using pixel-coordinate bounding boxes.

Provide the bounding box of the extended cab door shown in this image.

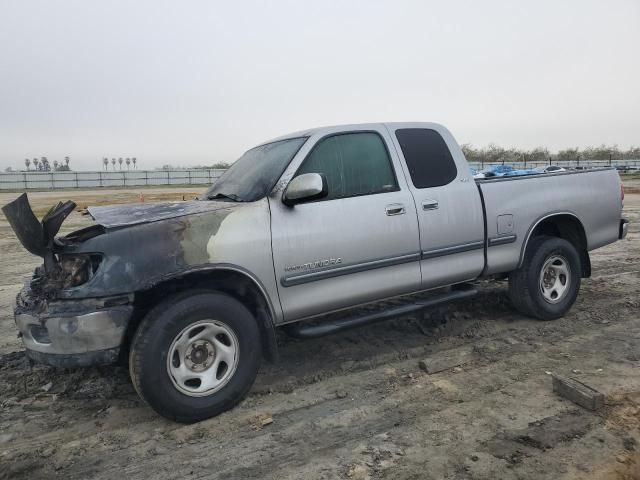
[387,124,485,289]
[269,126,421,322]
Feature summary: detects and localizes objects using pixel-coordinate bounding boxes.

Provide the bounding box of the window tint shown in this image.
[395,129,457,188]
[296,132,398,200]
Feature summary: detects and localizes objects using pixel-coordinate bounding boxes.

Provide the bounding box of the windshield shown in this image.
[204,137,307,202]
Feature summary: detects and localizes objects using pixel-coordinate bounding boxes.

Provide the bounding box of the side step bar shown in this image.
[284,287,477,339]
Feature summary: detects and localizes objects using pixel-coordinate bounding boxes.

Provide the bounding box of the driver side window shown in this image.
[296,132,398,201]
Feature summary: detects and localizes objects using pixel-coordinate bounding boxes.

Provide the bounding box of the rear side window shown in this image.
[395,129,457,188]
[296,132,398,201]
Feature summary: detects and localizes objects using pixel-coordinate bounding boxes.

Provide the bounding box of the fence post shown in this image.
[75,172,79,188]
[146,170,149,186]
[51,171,55,189]
[188,169,192,185]
[167,170,170,186]
[23,172,27,190]
[122,171,126,186]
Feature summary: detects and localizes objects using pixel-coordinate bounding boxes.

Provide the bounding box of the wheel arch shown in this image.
[127,264,279,363]
[519,213,591,277]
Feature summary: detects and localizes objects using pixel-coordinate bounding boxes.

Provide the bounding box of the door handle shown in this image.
[385,204,406,216]
[422,199,439,210]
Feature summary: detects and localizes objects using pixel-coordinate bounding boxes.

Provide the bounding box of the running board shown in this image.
[284,288,478,339]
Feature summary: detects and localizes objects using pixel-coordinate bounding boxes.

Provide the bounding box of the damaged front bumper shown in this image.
[15,286,133,368]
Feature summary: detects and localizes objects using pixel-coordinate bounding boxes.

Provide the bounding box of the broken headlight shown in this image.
[57,254,102,289]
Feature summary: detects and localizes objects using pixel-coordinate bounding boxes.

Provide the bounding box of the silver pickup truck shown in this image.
[3,122,628,422]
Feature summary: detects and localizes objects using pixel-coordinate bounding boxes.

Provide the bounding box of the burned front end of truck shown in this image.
[3,193,243,368]
[3,193,133,367]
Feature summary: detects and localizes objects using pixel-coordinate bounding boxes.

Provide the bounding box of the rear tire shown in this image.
[508,235,581,320]
[129,291,261,423]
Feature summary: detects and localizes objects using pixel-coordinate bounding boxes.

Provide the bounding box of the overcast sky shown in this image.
[1,0,639,171]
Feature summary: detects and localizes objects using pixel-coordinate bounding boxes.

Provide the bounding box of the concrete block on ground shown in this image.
[552,374,605,411]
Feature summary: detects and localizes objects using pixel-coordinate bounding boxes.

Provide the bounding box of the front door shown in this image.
[270,126,422,321]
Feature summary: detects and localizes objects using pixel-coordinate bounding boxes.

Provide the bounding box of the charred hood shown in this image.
[2,194,239,263]
[87,200,235,228]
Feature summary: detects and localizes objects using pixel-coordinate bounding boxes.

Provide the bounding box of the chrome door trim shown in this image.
[281,252,420,287]
[385,204,406,216]
[421,240,484,260]
[281,237,492,287]
[422,199,439,210]
[488,234,518,247]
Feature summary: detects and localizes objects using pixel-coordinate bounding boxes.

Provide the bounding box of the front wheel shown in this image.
[129,291,262,422]
[509,236,581,320]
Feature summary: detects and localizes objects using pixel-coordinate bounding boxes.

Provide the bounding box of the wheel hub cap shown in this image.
[539,255,571,304]
[166,320,239,397]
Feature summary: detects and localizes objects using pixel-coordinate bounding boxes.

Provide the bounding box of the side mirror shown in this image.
[282,173,328,207]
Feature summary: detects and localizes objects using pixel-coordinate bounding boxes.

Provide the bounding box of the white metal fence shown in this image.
[0,169,226,190]
[1,159,639,190]
[467,159,640,171]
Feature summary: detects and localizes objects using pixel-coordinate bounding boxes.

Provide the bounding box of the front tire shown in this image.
[509,236,581,320]
[129,291,261,423]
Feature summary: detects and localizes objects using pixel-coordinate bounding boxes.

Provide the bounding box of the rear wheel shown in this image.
[129,291,261,422]
[509,236,581,320]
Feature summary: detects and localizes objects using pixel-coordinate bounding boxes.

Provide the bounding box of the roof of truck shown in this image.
[261,122,446,146]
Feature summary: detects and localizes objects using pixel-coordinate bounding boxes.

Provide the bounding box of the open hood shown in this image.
[2,193,76,258]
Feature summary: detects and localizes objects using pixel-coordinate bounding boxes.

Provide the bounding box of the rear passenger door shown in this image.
[388,125,485,289]
[270,126,421,321]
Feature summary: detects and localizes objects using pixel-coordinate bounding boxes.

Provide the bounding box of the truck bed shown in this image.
[476,167,622,275]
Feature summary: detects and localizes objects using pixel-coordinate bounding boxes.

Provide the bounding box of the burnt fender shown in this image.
[2,193,47,257]
[2,193,76,260]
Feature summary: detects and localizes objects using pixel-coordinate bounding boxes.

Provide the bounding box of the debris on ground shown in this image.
[251,414,274,430]
[346,463,370,479]
[419,346,473,374]
[552,374,605,411]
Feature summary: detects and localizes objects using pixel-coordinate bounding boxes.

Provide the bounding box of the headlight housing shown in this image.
[57,254,102,289]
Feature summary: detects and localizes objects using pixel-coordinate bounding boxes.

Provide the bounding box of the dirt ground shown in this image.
[0,181,639,480]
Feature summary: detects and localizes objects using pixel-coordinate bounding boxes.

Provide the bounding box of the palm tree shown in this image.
[125,158,131,169]
[132,157,137,169]
[41,157,49,171]
[53,160,59,171]
[24,159,30,171]
[33,158,39,171]
[64,156,70,168]
[103,158,109,170]
[111,158,116,170]
[118,157,123,170]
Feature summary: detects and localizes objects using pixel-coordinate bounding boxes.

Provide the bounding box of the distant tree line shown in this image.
[461,144,640,163]
[103,157,137,170]
[16,156,72,172]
